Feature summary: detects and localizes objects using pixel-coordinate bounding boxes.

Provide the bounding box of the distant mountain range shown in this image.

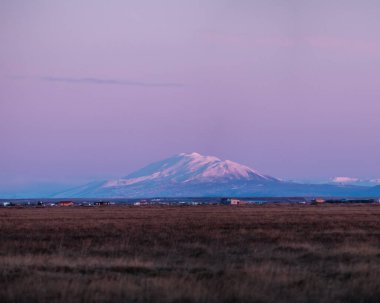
[329,177,380,187]
[55,152,380,198]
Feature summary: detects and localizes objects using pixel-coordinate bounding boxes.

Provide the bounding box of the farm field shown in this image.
[1,204,380,303]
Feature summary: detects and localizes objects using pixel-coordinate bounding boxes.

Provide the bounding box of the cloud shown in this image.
[40,76,183,87]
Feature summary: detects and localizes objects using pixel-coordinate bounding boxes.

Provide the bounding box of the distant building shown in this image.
[57,201,74,207]
[220,198,248,205]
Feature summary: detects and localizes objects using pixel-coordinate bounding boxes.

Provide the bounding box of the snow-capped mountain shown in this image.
[104,152,278,186]
[55,153,380,198]
[56,152,280,198]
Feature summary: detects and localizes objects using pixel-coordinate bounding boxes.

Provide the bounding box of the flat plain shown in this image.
[1,204,380,303]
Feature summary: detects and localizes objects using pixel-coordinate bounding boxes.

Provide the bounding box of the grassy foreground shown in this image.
[1,204,380,303]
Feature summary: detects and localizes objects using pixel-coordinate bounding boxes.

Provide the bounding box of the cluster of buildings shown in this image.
[220,197,380,205]
[0,200,115,207]
[133,200,206,206]
[2,197,380,208]
[57,201,115,207]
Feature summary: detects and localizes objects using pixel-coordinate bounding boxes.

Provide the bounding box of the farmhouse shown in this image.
[220,198,248,205]
[57,201,74,207]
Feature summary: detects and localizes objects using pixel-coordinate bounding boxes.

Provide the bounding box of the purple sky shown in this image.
[1,0,380,193]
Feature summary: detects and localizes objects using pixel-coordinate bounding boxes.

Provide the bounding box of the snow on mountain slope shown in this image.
[102,152,278,188]
[54,153,376,198]
[54,152,281,198]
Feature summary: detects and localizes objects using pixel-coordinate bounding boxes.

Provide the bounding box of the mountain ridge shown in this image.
[105,152,279,187]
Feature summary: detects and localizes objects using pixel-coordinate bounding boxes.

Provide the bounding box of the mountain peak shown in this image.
[56,153,282,198]
[102,152,278,188]
[178,152,220,162]
[179,152,202,157]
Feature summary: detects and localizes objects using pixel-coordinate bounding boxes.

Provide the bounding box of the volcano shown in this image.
[55,152,376,198]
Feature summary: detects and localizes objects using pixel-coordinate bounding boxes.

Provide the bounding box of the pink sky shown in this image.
[1,0,380,193]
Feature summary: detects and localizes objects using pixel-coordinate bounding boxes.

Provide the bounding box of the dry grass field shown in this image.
[1,204,380,303]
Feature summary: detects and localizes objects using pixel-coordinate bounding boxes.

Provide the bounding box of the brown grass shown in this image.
[1,204,380,302]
